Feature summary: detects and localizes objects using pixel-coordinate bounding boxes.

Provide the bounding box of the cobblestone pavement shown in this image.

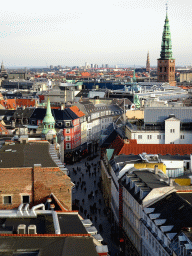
[67,154,120,256]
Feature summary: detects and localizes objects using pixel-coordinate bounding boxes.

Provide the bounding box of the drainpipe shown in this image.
[52,208,61,234]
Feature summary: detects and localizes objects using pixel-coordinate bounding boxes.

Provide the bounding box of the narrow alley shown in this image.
[67,154,120,256]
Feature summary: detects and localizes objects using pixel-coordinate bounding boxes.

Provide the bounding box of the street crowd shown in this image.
[67,154,120,256]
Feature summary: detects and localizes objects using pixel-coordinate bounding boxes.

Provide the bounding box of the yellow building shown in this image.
[134,163,166,174]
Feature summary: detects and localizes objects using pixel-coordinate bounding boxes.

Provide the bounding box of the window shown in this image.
[157,135,161,139]
[147,135,152,140]
[170,142,174,144]
[66,136,71,141]
[66,129,70,134]
[66,143,71,149]
[22,195,30,204]
[4,196,12,204]
[65,122,70,127]
[170,129,175,133]
[180,135,184,139]
[138,135,142,139]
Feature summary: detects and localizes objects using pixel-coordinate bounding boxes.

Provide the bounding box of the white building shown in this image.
[126,107,192,144]
[120,168,176,255]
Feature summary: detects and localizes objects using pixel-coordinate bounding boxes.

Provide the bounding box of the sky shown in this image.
[0,0,192,68]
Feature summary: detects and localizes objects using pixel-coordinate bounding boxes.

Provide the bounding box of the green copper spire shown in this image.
[160,5,173,59]
[42,97,56,135]
[133,68,137,83]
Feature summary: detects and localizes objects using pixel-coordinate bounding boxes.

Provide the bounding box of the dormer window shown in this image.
[65,122,70,127]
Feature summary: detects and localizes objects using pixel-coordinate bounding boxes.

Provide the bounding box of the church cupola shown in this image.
[42,97,56,136]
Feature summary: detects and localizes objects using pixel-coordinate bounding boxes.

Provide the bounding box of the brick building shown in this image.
[0,141,73,211]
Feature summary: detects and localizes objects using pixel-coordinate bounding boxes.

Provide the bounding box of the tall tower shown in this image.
[146,51,150,73]
[157,5,176,86]
[132,68,137,83]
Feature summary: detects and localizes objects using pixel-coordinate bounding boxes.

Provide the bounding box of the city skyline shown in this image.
[0,0,191,67]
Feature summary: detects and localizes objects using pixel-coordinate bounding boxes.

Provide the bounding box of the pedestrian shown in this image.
[98,208,101,214]
[79,177,81,182]
[89,172,91,177]
[87,214,89,219]
[95,190,98,196]
[90,216,93,221]
[84,187,87,193]
[92,193,95,199]
[82,173,84,178]
[94,180,96,186]
[82,199,84,204]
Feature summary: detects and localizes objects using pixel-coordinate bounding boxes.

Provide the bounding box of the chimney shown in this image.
[46,197,52,210]
[50,204,55,210]
[154,165,158,175]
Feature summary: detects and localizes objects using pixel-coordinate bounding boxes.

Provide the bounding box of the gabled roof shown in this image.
[69,106,85,118]
[144,107,192,124]
[0,142,58,168]
[0,109,15,117]
[13,108,35,119]
[110,135,124,156]
[30,108,79,121]
[118,140,192,156]
[0,99,17,109]
[149,192,192,237]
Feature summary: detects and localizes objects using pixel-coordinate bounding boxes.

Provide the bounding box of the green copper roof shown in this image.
[43,97,55,124]
[133,69,137,83]
[160,10,173,59]
[106,149,114,161]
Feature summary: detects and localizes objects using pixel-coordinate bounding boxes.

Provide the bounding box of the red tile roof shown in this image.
[117,139,192,156]
[0,122,9,135]
[110,135,124,157]
[0,99,16,109]
[16,99,36,107]
[70,106,85,118]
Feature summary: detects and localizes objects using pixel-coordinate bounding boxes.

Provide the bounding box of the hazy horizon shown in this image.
[0,0,192,68]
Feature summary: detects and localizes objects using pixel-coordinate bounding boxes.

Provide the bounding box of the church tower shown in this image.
[146,51,150,73]
[42,97,56,139]
[157,5,176,86]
